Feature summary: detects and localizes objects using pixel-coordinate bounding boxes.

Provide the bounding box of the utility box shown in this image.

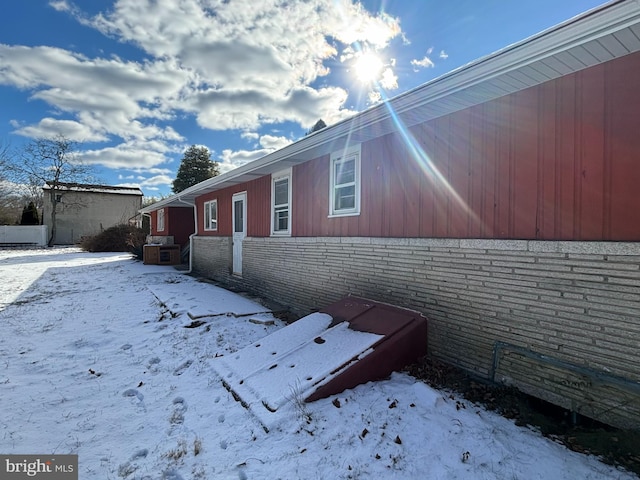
[143,244,181,265]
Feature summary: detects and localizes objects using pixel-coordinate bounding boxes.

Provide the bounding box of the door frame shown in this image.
[232,191,247,275]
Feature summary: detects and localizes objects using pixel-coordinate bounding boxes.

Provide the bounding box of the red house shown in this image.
[142,1,640,429]
[146,205,194,249]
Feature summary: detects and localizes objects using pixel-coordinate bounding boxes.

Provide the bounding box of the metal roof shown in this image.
[141,0,640,213]
[44,181,143,196]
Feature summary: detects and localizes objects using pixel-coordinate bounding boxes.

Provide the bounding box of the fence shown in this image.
[0,225,48,247]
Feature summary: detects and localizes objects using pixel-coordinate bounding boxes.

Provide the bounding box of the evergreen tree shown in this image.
[306,119,327,135]
[20,201,40,225]
[172,145,220,193]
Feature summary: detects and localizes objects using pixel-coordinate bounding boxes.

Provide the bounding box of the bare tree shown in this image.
[0,141,21,224]
[5,135,95,245]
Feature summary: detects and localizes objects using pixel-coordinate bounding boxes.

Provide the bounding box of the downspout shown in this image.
[177,196,198,274]
[141,212,152,246]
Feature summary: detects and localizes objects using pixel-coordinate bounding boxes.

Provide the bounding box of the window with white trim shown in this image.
[204,199,218,231]
[271,169,291,235]
[329,145,361,216]
[157,208,165,231]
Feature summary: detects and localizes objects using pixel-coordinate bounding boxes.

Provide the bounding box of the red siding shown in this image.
[293,156,332,236]
[433,116,452,237]
[578,63,605,240]
[290,50,640,241]
[247,176,271,237]
[167,207,194,246]
[196,176,271,237]
[538,80,557,238]
[150,210,158,235]
[149,207,194,245]
[608,54,640,240]
[511,86,538,239]
[182,51,640,242]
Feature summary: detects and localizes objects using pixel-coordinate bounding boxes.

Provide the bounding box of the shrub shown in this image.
[80,224,146,259]
[20,202,40,225]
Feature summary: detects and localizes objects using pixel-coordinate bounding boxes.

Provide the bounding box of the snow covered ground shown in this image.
[0,248,636,480]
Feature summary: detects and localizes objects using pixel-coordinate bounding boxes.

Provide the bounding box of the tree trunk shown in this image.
[48,192,57,247]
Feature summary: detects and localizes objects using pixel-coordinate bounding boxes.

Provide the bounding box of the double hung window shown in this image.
[329,146,361,216]
[271,169,291,235]
[157,208,165,231]
[204,200,218,231]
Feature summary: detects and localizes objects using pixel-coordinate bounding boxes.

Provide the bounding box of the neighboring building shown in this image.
[141,1,640,429]
[43,182,143,245]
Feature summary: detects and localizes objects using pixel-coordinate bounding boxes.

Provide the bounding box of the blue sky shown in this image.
[0,0,607,197]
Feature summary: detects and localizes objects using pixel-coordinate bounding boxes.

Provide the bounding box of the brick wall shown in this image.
[192,236,232,280]
[192,235,640,428]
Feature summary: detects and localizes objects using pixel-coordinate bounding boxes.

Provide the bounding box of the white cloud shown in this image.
[411,56,435,70]
[115,175,173,193]
[79,143,170,170]
[49,0,78,14]
[191,85,354,131]
[2,0,404,184]
[218,148,269,173]
[241,131,259,141]
[13,118,109,142]
[411,47,435,71]
[379,67,398,90]
[78,0,399,129]
[368,90,382,104]
[410,47,447,70]
[217,134,292,172]
[258,135,292,150]
[410,46,437,70]
[0,44,188,145]
[139,174,173,188]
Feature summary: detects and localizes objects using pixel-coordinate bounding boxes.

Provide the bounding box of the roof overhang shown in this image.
[141,0,640,213]
[44,182,143,196]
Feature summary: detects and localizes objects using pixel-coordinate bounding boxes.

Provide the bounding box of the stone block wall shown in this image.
[192,236,232,280]
[192,235,640,428]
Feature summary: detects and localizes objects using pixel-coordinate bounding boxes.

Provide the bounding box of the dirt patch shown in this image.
[184,320,207,328]
[404,356,640,477]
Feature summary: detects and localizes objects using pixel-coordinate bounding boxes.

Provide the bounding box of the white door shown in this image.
[232,192,247,275]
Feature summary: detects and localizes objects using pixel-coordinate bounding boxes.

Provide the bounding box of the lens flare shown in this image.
[353,52,383,83]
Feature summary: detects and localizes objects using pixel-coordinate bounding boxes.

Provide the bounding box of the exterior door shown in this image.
[232,192,247,275]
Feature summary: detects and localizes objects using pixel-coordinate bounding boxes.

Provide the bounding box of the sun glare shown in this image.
[353,52,383,83]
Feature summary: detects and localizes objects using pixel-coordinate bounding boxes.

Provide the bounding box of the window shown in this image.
[157,208,165,232]
[204,200,218,231]
[271,169,291,235]
[329,145,361,216]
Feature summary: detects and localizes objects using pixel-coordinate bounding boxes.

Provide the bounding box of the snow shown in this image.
[42,184,143,196]
[0,248,636,480]
[146,282,273,320]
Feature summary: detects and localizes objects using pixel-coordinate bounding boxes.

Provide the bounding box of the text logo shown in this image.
[1,455,77,480]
